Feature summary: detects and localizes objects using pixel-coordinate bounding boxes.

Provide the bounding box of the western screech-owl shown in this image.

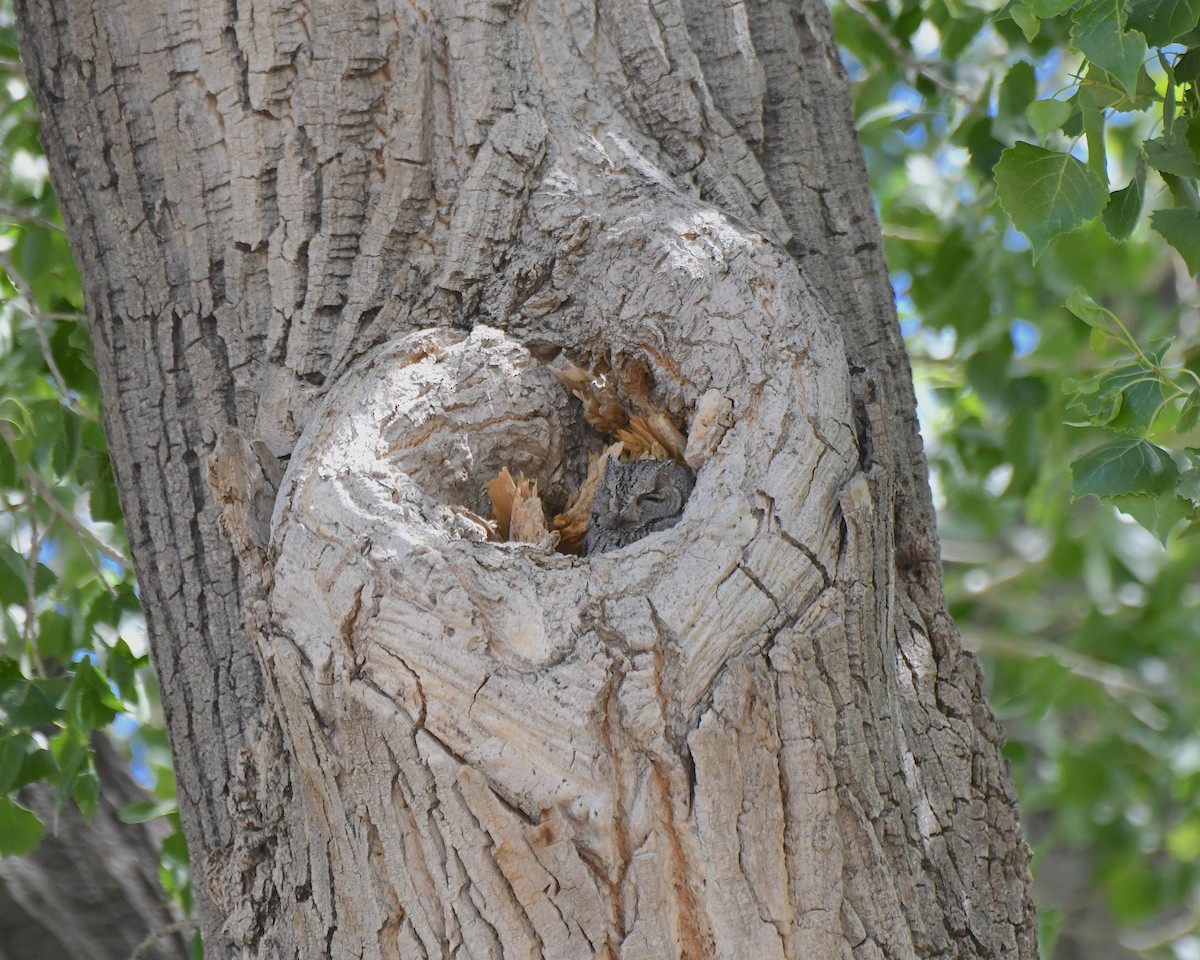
[584,459,696,555]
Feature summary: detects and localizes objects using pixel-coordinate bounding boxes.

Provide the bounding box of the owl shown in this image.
[584,459,696,555]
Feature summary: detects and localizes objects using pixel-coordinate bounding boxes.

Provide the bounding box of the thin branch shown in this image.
[0,420,129,584]
[0,205,64,233]
[967,629,1193,718]
[841,0,987,119]
[881,222,943,243]
[128,919,200,960]
[0,250,91,423]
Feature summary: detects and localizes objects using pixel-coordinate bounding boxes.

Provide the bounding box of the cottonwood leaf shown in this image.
[60,659,121,730]
[1028,99,1073,139]
[1103,159,1145,239]
[997,62,1037,139]
[0,678,65,726]
[995,144,1110,260]
[1082,87,1108,178]
[0,735,23,795]
[1072,0,1148,95]
[1186,114,1200,162]
[0,797,44,857]
[1177,458,1200,499]
[1065,286,1113,330]
[1104,365,1166,435]
[1065,354,1168,432]
[119,799,178,824]
[1071,437,1180,498]
[1110,493,1194,544]
[1028,0,1081,15]
[1177,48,1200,84]
[1012,3,1042,39]
[71,770,99,820]
[1066,393,1121,427]
[1085,63,1156,112]
[1126,0,1200,45]
[1178,391,1200,435]
[1144,131,1200,178]
[1151,209,1200,274]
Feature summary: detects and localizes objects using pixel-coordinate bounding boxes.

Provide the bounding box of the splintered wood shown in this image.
[484,356,690,550]
[486,467,550,544]
[549,359,686,460]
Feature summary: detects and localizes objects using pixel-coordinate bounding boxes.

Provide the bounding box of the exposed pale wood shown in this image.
[14,0,1036,957]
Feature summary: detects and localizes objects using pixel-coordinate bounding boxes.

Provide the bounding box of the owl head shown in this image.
[585,459,696,554]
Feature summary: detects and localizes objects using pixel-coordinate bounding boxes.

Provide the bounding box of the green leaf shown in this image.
[0,439,16,489]
[1080,86,1108,179]
[51,410,82,478]
[1150,209,1200,274]
[0,678,66,726]
[48,728,93,818]
[1065,285,1114,330]
[71,768,99,819]
[1103,364,1166,434]
[105,638,140,703]
[1143,129,1200,178]
[1072,0,1148,95]
[997,62,1037,139]
[1012,3,1042,39]
[994,144,1110,260]
[1177,455,1200,498]
[0,734,25,794]
[87,459,124,524]
[11,748,55,793]
[1186,114,1200,163]
[119,799,178,824]
[1065,352,1168,432]
[1102,159,1145,240]
[1028,0,1080,15]
[1028,99,1073,139]
[1125,0,1200,45]
[35,609,76,663]
[1178,391,1200,434]
[1163,61,1177,134]
[1110,493,1193,544]
[60,659,121,730]
[1071,437,1180,498]
[0,796,44,857]
[0,543,33,605]
[963,115,1006,177]
[1177,47,1200,84]
[1065,382,1122,426]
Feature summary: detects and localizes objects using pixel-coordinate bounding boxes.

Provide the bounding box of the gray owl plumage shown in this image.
[584,459,696,555]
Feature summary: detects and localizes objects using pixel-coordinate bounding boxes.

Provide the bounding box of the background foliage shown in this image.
[0,0,1198,955]
[841,0,1200,953]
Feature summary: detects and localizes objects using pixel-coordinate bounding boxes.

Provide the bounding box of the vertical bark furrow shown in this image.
[680,0,767,148]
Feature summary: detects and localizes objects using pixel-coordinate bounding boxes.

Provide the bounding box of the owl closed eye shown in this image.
[584,459,696,555]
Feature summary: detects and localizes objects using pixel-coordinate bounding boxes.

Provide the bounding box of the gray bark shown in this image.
[0,738,188,960]
[14,0,1036,957]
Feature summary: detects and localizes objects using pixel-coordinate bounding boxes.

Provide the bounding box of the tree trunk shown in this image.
[0,737,189,960]
[14,0,1037,957]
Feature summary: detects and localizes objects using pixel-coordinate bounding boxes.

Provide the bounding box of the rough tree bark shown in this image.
[15,0,1037,957]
